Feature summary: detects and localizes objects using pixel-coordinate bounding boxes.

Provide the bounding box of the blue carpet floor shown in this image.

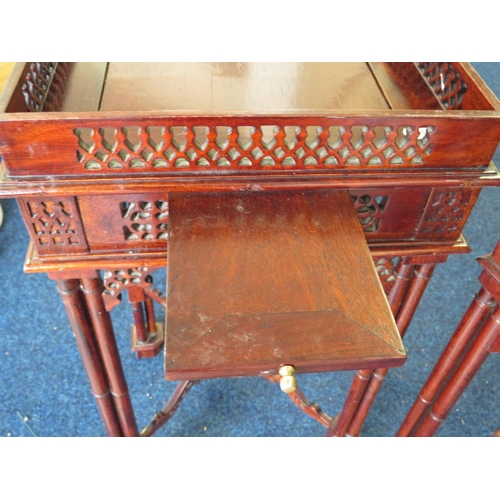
[0,63,499,437]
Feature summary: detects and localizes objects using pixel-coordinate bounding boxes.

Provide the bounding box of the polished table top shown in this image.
[99,62,390,112]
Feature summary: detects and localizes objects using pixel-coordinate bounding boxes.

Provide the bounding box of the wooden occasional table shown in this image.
[0,62,499,436]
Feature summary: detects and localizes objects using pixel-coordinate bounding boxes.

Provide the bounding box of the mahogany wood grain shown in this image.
[368,63,443,110]
[80,276,138,436]
[1,112,499,179]
[326,369,372,437]
[399,240,500,437]
[397,287,496,436]
[328,258,415,436]
[338,259,445,436]
[459,63,500,111]
[165,190,405,381]
[56,278,123,436]
[2,162,500,202]
[22,236,472,276]
[413,306,500,436]
[16,196,89,256]
[78,192,170,254]
[370,63,498,112]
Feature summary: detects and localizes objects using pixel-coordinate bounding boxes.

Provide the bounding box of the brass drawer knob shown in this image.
[279,365,297,394]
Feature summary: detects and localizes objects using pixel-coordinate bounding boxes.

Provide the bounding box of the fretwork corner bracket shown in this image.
[373,256,399,295]
[102,267,165,311]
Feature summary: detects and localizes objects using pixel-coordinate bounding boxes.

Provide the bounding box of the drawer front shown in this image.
[348,187,428,241]
[78,193,169,253]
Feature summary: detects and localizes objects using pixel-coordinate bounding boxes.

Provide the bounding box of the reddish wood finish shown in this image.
[335,258,446,436]
[78,194,169,254]
[80,276,138,436]
[399,241,500,436]
[328,257,416,436]
[4,63,74,113]
[266,374,335,428]
[398,287,496,436]
[145,296,157,333]
[369,62,500,113]
[415,188,481,241]
[417,63,500,111]
[326,369,372,437]
[165,190,404,381]
[14,186,480,266]
[102,266,165,311]
[17,196,89,255]
[127,286,164,358]
[413,306,500,436]
[56,278,123,437]
[101,266,165,358]
[140,380,199,437]
[128,286,148,343]
[386,258,416,316]
[368,63,443,110]
[1,112,499,180]
[131,321,164,359]
[0,62,499,436]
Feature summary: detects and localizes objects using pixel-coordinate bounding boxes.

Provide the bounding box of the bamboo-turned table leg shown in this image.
[402,242,500,436]
[345,261,440,436]
[81,276,139,437]
[330,256,446,437]
[56,278,123,436]
[326,369,372,436]
[397,287,496,436]
[412,306,500,436]
[328,257,415,437]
